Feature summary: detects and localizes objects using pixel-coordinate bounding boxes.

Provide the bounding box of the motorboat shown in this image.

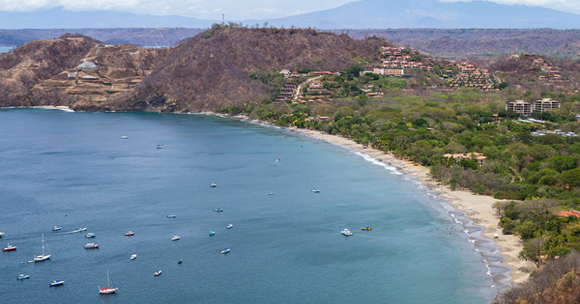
[52,227,61,231]
[210,183,217,187]
[178,259,183,264]
[99,270,118,294]
[50,280,64,287]
[156,144,163,149]
[171,235,180,241]
[361,226,372,231]
[268,192,274,195]
[341,229,353,236]
[154,270,162,276]
[226,224,233,229]
[85,243,99,249]
[311,189,320,193]
[130,254,137,260]
[77,227,87,232]
[214,208,224,212]
[166,215,176,218]
[3,244,16,251]
[121,136,128,139]
[85,233,95,238]
[34,233,51,262]
[0,232,4,238]
[125,231,134,236]
[221,248,230,254]
[209,231,215,236]
[17,274,30,280]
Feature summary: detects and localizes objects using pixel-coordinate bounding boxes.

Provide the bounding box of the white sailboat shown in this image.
[34,233,51,262]
[99,270,118,294]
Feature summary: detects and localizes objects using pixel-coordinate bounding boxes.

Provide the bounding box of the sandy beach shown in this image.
[31,105,73,110]
[285,126,534,284]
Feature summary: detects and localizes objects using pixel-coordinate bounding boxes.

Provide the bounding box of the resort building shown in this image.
[506,100,533,116]
[443,153,487,165]
[533,98,561,113]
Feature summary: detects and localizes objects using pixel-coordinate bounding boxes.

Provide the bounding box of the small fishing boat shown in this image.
[3,244,16,251]
[226,224,233,229]
[125,231,134,236]
[171,235,180,241]
[361,226,372,231]
[121,136,128,139]
[221,248,230,254]
[341,229,353,236]
[210,183,217,187]
[178,259,183,264]
[85,233,95,238]
[130,254,137,260]
[52,226,61,231]
[34,233,51,262]
[0,232,4,238]
[99,270,118,294]
[311,189,320,193]
[209,231,215,236]
[85,243,99,249]
[154,270,162,276]
[156,144,163,149]
[166,214,176,218]
[49,280,64,287]
[268,192,274,195]
[214,208,224,212]
[17,274,30,280]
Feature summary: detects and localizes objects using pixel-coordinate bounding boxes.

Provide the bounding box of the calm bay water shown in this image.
[0,46,15,53]
[0,109,495,303]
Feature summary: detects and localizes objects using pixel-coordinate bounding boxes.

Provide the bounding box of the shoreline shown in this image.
[283,125,534,285]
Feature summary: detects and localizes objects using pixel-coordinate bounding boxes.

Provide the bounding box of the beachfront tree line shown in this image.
[233,64,580,299]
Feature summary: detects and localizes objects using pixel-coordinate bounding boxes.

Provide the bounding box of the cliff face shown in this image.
[0,28,390,111]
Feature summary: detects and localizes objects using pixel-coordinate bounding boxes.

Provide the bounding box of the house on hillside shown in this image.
[443,153,487,165]
[76,61,98,70]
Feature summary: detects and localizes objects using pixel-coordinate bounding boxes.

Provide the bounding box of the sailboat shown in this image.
[99,270,118,294]
[33,233,51,262]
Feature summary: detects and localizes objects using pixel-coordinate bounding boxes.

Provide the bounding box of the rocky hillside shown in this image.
[0,34,169,107]
[100,26,388,112]
[0,27,389,112]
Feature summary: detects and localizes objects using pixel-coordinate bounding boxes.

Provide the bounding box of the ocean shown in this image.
[0,109,497,303]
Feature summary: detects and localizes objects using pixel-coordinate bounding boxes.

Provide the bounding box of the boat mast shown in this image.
[41,233,45,256]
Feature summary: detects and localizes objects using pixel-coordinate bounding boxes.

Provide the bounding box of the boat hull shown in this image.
[50,281,64,286]
[99,288,117,294]
[34,255,51,262]
[3,247,16,251]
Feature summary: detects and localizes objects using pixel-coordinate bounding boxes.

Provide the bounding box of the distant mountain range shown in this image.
[254,0,580,29]
[0,0,579,30]
[0,8,216,29]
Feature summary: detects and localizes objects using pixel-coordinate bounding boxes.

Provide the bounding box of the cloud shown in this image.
[0,0,355,19]
[438,0,580,14]
[2,0,577,19]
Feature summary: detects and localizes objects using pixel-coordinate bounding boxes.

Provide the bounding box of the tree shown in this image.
[518,238,546,268]
[561,168,580,189]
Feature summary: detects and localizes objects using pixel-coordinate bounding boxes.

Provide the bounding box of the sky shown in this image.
[0,0,578,20]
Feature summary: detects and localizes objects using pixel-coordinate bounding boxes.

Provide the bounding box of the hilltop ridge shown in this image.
[0,27,390,111]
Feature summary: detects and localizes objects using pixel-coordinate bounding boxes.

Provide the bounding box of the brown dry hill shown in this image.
[0,28,390,111]
[0,34,169,107]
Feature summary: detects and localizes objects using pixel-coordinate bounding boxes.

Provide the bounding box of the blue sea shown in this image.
[0,109,500,303]
[0,46,15,53]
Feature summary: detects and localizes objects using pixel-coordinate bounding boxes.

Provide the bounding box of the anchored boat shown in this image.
[34,233,51,262]
[3,244,16,251]
[50,280,64,287]
[98,270,118,294]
